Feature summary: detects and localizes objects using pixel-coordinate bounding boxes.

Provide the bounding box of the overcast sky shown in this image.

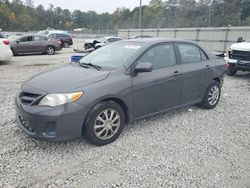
[32,0,152,13]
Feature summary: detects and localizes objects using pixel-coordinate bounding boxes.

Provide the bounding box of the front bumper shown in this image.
[228,58,250,71]
[15,95,89,142]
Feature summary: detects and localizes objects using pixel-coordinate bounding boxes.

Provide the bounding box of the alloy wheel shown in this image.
[208,85,220,106]
[47,47,55,55]
[93,109,121,140]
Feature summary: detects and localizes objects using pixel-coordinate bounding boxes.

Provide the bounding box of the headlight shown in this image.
[38,92,83,107]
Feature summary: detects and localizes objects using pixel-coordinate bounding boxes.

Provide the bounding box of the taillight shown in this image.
[3,40,10,45]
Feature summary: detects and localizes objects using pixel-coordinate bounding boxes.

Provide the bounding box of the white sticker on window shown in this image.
[124,45,142,49]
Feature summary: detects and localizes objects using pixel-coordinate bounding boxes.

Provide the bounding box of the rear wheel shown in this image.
[63,42,70,48]
[83,101,125,146]
[227,64,237,76]
[198,81,221,109]
[46,46,55,55]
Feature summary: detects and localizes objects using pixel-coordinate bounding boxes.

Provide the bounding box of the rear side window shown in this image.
[33,36,40,41]
[138,44,176,70]
[200,49,209,60]
[178,43,203,64]
[19,36,28,42]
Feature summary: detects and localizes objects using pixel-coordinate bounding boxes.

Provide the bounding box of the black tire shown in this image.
[83,101,125,146]
[46,46,55,55]
[95,46,101,49]
[227,64,237,76]
[11,48,17,56]
[198,81,221,109]
[63,42,70,48]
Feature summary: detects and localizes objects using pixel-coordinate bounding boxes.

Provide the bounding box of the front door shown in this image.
[132,43,182,118]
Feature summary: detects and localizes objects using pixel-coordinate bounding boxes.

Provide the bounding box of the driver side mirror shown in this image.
[16,40,20,44]
[134,62,153,74]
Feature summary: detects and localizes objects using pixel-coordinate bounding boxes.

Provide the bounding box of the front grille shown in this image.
[19,92,42,105]
[229,50,250,61]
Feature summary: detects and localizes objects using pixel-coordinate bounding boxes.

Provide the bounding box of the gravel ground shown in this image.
[0,46,250,188]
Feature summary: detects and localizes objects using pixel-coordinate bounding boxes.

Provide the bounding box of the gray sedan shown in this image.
[11,35,62,55]
[15,38,226,146]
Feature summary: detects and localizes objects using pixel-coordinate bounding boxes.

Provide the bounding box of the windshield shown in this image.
[80,41,143,69]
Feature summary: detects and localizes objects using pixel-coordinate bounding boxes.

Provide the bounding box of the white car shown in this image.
[225,40,250,75]
[84,37,123,50]
[0,35,12,61]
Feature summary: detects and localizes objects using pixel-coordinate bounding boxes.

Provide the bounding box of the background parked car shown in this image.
[0,35,12,61]
[225,39,250,75]
[48,33,73,48]
[10,35,62,56]
[84,36,123,50]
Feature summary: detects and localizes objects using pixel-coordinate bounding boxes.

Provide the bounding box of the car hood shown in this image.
[230,42,250,51]
[25,64,110,93]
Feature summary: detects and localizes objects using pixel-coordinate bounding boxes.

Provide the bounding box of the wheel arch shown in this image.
[82,96,130,136]
[212,77,220,84]
[85,96,130,125]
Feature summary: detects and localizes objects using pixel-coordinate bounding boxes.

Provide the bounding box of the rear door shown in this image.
[176,42,211,104]
[30,36,45,52]
[132,43,182,118]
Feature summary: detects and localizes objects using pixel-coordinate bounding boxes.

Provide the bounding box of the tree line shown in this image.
[0,0,250,32]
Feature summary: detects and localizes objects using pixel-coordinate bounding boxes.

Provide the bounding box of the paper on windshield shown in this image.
[124,45,142,50]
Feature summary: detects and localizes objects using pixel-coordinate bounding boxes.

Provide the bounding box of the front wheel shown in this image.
[198,81,221,109]
[83,101,125,146]
[46,46,55,55]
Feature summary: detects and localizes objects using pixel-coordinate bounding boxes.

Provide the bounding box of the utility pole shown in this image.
[139,0,142,29]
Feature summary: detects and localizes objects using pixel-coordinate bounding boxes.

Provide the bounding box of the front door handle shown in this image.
[173,71,180,76]
[206,65,210,68]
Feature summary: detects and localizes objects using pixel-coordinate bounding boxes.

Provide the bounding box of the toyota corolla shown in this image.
[15,38,226,146]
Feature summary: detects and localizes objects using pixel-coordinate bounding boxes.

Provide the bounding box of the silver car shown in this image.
[11,35,62,56]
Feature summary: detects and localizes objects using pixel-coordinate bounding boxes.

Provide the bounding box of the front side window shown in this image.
[137,44,176,70]
[178,43,203,64]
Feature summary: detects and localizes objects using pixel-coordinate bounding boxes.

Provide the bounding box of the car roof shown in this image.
[19,34,47,37]
[103,36,122,39]
[124,38,197,45]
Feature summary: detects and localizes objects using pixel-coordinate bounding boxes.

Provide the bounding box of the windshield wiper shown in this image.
[79,62,102,71]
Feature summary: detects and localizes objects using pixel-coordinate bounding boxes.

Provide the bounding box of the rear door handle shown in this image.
[173,71,180,76]
[206,65,210,68]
